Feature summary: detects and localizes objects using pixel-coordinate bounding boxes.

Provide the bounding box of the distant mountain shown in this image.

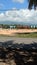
[0,21,37,26]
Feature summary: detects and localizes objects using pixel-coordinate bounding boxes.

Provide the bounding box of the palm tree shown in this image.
[28,0,37,10]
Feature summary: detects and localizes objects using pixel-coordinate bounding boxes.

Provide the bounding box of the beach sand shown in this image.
[0,29,37,36]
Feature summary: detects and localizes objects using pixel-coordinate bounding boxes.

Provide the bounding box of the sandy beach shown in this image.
[0,38,37,65]
[0,29,37,36]
[0,29,37,65]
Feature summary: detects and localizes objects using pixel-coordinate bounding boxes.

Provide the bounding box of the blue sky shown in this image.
[0,0,37,24]
[0,0,28,11]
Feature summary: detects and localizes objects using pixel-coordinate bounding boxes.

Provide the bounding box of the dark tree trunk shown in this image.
[28,0,37,10]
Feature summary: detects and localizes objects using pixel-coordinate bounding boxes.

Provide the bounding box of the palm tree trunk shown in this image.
[28,0,33,9]
[28,0,37,10]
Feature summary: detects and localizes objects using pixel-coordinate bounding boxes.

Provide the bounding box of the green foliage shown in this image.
[16,33,37,38]
[0,24,10,29]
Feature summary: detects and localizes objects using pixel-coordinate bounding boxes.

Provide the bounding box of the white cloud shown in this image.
[12,0,24,3]
[0,8,37,24]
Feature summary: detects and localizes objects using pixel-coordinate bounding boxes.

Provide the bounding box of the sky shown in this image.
[0,0,28,10]
[0,0,37,24]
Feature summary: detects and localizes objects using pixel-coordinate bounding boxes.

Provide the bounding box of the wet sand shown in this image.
[0,38,37,65]
[0,37,37,44]
[0,37,37,65]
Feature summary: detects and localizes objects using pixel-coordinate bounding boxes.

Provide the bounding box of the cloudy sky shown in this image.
[0,0,37,24]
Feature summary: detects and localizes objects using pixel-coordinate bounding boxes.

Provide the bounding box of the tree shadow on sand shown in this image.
[0,41,37,65]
